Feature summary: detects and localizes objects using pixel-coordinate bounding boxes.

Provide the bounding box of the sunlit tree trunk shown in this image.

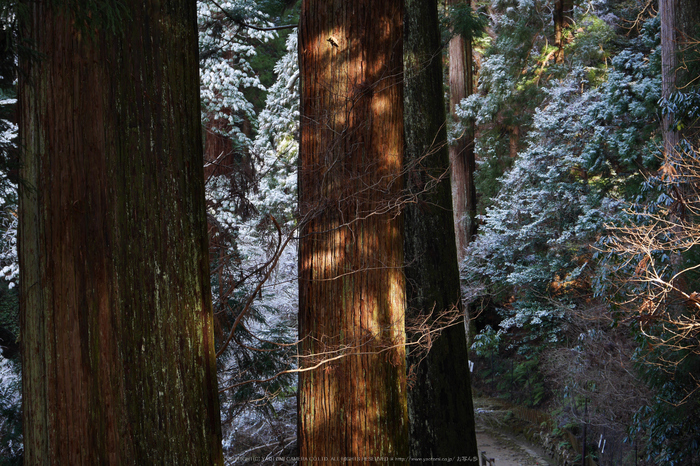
[404,0,479,463]
[18,1,224,464]
[448,0,477,265]
[448,0,479,347]
[298,1,409,464]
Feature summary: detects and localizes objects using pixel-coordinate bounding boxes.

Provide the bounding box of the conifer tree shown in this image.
[448,0,477,265]
[404,0,478,462]
[19,1,223,463]
[660,0,700,151]
[298,0,409,462]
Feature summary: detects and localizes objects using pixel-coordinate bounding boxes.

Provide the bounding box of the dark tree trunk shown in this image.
[404,0,479,463]
[19,1,224,464]
[554,0,573,64]
[660,0,679,154]
[298,0,409,464]
[660,0,700,152]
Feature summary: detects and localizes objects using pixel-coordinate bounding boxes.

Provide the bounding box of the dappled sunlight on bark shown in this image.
[298,1,408,463]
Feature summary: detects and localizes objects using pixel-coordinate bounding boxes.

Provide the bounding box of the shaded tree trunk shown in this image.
[508,125,520,159]
[19,1,224,464]
[298,0,408,464]
[404,0,479,464]
[553,0,573,64]
[448,0,477,265]
[660,0,679,154]
[660,0,700,153]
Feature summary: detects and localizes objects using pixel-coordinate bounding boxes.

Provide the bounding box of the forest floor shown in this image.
[474,398,557,466]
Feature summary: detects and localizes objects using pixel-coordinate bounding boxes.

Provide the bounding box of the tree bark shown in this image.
[298,1,409,464]
[19,1,224,464]
[660,0,700,153]
[660,0,679,154]
[448,0,477,265]
[553,0,573,64]
[404,0,479,464]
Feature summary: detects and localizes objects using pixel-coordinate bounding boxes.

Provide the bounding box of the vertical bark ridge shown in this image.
[553,0,573,64]
[448,0,477,264]
[19,1,223,464]
[404,0,479,463]
[298,0,409,463]
[660,0,700,154]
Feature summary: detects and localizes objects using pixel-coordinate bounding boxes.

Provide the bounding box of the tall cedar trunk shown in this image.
[448,0,477,265]
[18,1,224,464]
[298,0,409,464]
[404,0,479,463]
[553,0,573,64]
[660,0,700,153]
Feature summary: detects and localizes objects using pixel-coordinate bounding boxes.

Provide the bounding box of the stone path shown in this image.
[474,399,556,466]
[476,426,555,466]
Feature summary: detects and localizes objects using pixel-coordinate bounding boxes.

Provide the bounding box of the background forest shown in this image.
[0,0,699,464]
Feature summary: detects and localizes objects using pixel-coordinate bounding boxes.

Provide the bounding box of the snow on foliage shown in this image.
[0,97,17,288]
[0,213,16,288]
[204,27,300,458]
[0,355,21,460]
[250,30,299,229]
[198,0,275,150]
[460,6,663,457]
[463,2,660,348]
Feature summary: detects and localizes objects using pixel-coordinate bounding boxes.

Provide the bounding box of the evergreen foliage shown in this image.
[0,10,20,462]
[198,0,275,150]
[632,335,700,465]
[443,2,487,41]
[0,355,20,465]
[463,15,661,310]
[205,26,299,458]
[0,10,16,289]
[459,0,698,461]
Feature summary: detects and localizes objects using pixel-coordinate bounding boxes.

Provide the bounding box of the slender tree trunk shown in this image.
[19,1,224,464]
[448,0,477,265]
[660,0,679,154]
[660,0,700,153]
[448,0,478,346]
[553,0,573,64]
[404,0,479,463]
[298,1,408,464]
[508,125,520,159]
